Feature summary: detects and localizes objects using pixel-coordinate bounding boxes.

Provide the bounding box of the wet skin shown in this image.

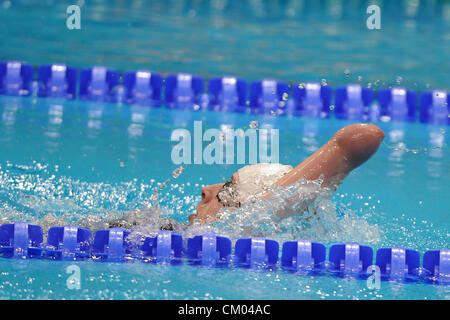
[189,123,385,225]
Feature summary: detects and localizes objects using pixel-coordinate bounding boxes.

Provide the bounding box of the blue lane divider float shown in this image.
[0,60,449,125]
[43,226,92,260]
[79,66,120,102]
[249,79,289,115]
[234,238,279,268]
[141,231,183,264]
[92,228,131,262]
[281,240,327,271]
[165,73,204,109]
[290,82,332,118]
[328,243,373,277]
[420,90,450,126]
[187,233,232,266]
[376,247,420,280]
[37,64,78,99]
[0,222,449,285]
[123,70,163,107]
[208,76,247,113]
[0,61,34,96]
[335,84,374,120]
[378,87,417,122]
[422,249,450,283]
[0,223,43,258]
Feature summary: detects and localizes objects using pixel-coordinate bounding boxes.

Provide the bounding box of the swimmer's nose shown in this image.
[335,123,385,167]
[200,186,214,203]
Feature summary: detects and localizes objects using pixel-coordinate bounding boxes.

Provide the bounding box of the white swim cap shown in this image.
[234,163,293,205]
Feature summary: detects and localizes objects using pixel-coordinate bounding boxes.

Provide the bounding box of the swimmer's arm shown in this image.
[266,124,384,219]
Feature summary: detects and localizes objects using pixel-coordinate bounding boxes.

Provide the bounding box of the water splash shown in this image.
[0,161,390,247]
[203,178,382,245]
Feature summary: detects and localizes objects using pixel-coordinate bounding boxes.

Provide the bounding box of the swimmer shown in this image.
[189,123,385,225]
[62,122,383,233]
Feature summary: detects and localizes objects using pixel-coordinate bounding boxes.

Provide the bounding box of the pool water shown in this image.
[1,0,449,90]
[0,0,449,300]
[0,95,448,299]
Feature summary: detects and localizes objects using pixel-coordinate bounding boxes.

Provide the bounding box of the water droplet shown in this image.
[367,82,372,88]
[172,166,184,179]
[329,105,335,111]
[358,76,363,82]
[219,132,226,142]
[344,69,351,78]
[440,128,446,134]
[249,120,259,129]
[159,178,170,190]
[396,76,403,85]
[321,79,328,86]
[374,80,380,86]
[282,92,289,101]
[298,83,305,89]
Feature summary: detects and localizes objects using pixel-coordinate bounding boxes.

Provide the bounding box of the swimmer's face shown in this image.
[189,173,240,225]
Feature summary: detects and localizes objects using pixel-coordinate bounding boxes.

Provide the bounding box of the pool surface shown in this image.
[0,95,448,299]
[0,0,449,300]
[1,0,449,90]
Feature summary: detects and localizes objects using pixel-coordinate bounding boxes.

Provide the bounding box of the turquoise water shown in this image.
[0,0,449,300]
[0,0,449,90]
[0,95,448,299]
